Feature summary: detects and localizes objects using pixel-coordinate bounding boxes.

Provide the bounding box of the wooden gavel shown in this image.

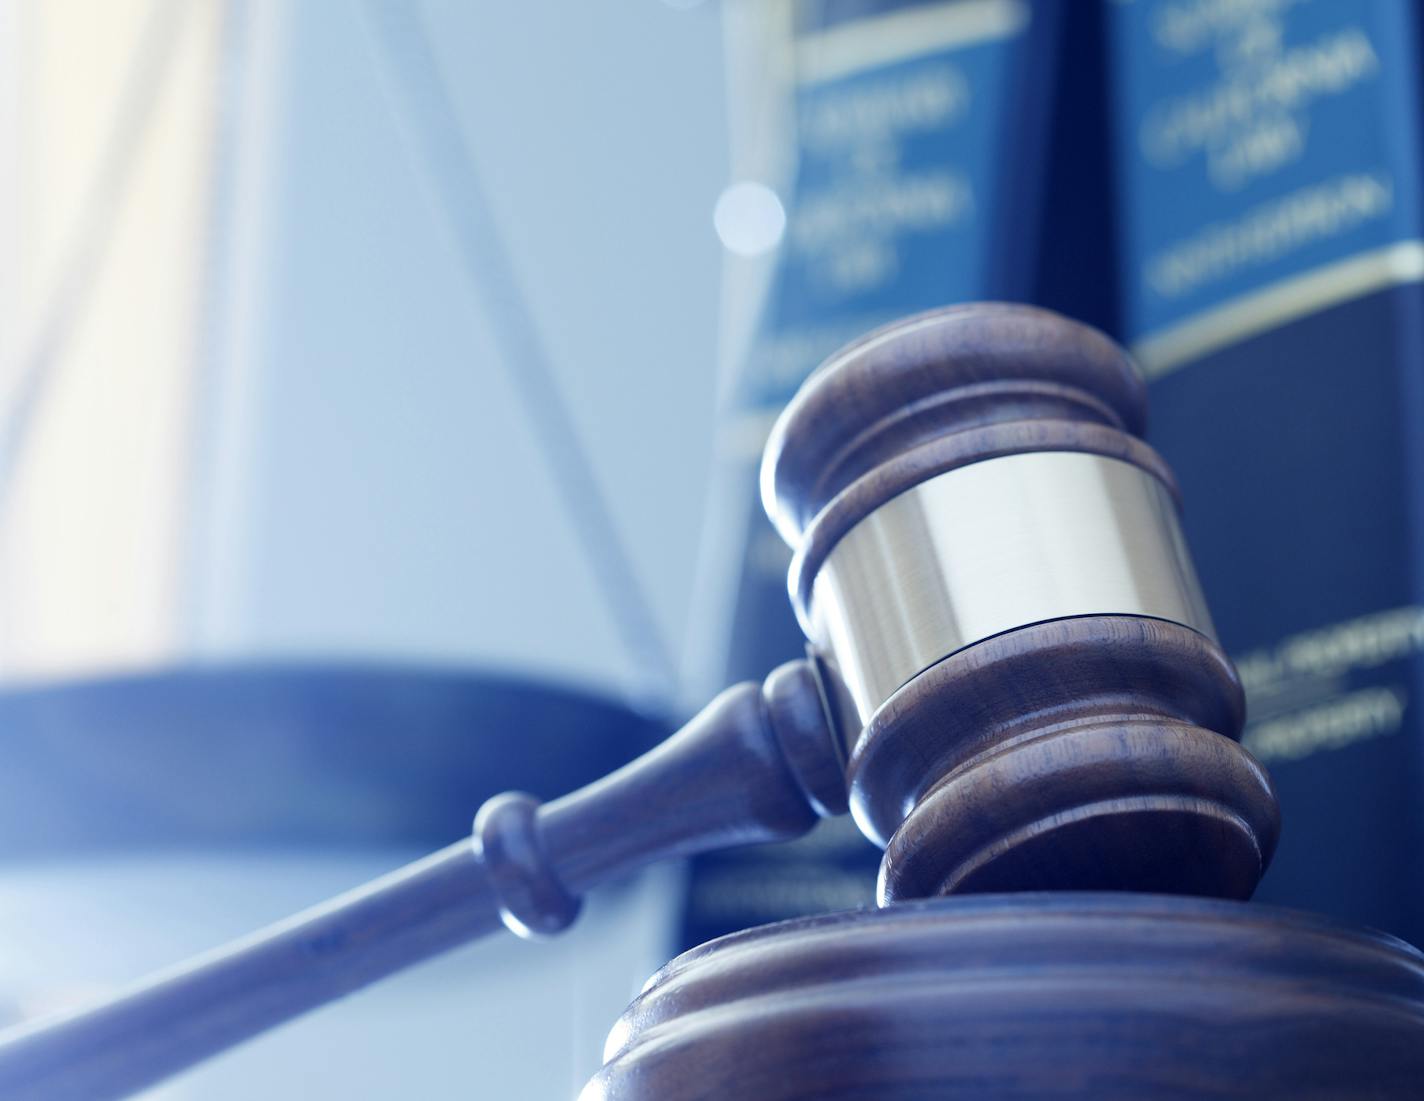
[3,304,1421,1100]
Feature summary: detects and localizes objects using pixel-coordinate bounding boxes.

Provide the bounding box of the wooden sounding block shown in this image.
[590,894,1424,1099]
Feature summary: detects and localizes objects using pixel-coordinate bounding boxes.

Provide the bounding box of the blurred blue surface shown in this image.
[0,664,665,858]
[1,3,733,1094]
[190,1,729,702]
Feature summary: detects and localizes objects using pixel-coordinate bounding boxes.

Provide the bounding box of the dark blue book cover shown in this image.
[1108,0,1424,944]
[683,0,1061,948]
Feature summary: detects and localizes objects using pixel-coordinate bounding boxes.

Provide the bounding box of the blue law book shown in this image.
[1108,0,1424,944]
[683,0,1063,948]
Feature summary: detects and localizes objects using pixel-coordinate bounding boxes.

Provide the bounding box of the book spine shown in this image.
[683,0,1058,948]
[1108,0,1424,943]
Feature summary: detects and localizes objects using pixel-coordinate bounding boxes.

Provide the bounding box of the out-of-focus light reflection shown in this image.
[713,181,785,257]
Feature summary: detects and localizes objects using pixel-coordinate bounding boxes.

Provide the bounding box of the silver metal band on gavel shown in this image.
[795,450,1216,725]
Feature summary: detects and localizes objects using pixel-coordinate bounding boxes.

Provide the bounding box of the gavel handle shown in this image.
[0,660,846,1101]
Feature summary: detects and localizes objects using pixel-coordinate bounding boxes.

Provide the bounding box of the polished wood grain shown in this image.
[542,659,847,900]
[588,893,1424,1100]
[863,616,1276,902]
[763,303,1146,537]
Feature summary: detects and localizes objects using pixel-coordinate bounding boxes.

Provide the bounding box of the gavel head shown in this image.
[761,302,1279,905]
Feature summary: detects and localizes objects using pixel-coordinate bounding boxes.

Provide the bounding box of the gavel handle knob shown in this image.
[474,792,584,937]
[478,656,848,939]
[0,661,845,1101]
